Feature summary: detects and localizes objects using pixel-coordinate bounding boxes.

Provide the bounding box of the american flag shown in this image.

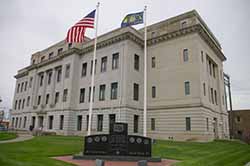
[66,9,96,43]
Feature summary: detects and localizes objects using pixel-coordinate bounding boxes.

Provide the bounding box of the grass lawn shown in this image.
[153,140,250,166]
[0,136,250,166]
[0,132,17,141]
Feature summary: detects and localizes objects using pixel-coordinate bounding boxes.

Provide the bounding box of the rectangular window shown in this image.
[58,48,63,54]
[97,115,103,132]
[203,83,206,96]
[63,89,68,102]
[181,21,187,28]
[77,115,82,131]
[48,116,53,129]
[206,117,209,131]
[111,82,118,100]
[183,49,189,62]
[101,56,107,72]
[21,82,24,92]
[24,81,28,91]
[19,117,22,128]
[41,56,45,62]
[133,83,139,101]
[152,57,156,68]
[185,81,190,95]
[99,84,106,101]
[112,53,119,69]
[57,68,62,82]
[65,64,70,78]
[47,71,52,85]
[214,90,217,105]
[49,52,54,59]
[23,116,27,128]
[152,86,156,98]
[186,117,191,131]
[90,60,97,75]
[18,100,21,110]
[17,84,20,93]
[68,43,72,49]
[22,99,25,109]
[27,96,30,107]
[109,114,116,130]
[134,115,139,133]
[213,64,216,78]
[55,92,59,104]
[15,100,17,110]
[81,63,87,77]
[59,115,64,130]
[45,94,50,105]
[29,77,33,88]
[40,74,44,86]
[211,88,214,104]
[86,115,89,131]
[209,61,212,76]
[151,118,155,131]
[201,51,204,62]
[37,96,41,105]
[79,88,85,103]
[134,54,139,71]
[88,86,95,102]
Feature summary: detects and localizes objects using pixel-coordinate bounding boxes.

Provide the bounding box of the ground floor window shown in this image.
[151,118,155,131]
[77,115,82,131]
[186,117,191,131]
[59,115,64,130]
[134,115,139,133]
[48,116,53,129]
[86,115,89,131]
[23,116,27,128]
[97,115,103,132]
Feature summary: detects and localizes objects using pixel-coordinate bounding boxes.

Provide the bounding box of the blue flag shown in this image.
[121,12,144,28]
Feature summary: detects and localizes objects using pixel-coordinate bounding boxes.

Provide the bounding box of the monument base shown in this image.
[73,154,161,162]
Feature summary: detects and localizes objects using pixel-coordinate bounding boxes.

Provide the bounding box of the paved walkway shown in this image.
[53,156,179,166]
[0,133,34,144]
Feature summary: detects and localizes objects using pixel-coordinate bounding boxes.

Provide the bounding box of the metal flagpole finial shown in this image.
[144,5,147,11]
[97,2,100,7]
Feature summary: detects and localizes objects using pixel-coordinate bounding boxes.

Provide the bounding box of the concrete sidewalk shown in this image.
[0,133,34,144]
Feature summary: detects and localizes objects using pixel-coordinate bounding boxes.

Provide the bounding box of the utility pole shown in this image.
[224,73,233,139]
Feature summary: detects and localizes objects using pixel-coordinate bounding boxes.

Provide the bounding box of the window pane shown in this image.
[186,117,191,131]
[152,57,155,68]
[133,83,139,101]
[81,63,87,77]
[185,81,190,95]
[183,49,188,62]
[112,53,119,69]
[111,82,118,100]
[134,54,139,70]
[134,115,139,133]
[97,115,103,132]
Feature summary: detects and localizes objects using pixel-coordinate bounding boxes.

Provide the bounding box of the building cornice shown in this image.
[14,23,225,79]
[147,24,226,61]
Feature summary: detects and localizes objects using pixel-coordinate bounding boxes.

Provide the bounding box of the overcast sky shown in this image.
[0,0,249,117]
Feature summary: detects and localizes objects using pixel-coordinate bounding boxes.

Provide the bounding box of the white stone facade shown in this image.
[10,10,229,141]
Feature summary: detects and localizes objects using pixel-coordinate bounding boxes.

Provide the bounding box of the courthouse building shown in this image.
[10,10,229,141]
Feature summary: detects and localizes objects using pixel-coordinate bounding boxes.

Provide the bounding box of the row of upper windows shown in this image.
[202,82,225,106]
[18,48,190,94]
[15,80,192,110]
[32,43,73,65]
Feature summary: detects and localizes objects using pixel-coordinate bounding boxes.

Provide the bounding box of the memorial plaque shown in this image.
[84,122,151,157]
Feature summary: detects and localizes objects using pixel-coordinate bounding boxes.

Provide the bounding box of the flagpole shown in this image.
[143,5,147,137]
[87,2,100,136]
